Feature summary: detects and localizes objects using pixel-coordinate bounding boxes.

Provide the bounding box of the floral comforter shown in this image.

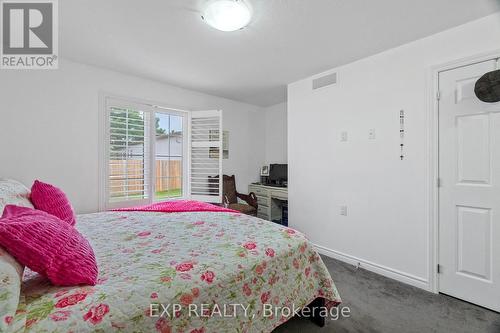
[13,211,341,332]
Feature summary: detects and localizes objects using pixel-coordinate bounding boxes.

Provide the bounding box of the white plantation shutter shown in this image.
[189,110,223,202]
[105,98,152,209]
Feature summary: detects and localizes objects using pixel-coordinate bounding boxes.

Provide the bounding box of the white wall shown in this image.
[0,59,265,213]
[263,102,288,164]
[288,13,500,290]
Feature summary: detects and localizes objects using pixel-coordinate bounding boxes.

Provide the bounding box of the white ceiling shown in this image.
[61,0,500,107]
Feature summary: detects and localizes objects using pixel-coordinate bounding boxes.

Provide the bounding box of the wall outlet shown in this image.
[340,131,348,142]
[368,128,376,140]
[340,205,348,216]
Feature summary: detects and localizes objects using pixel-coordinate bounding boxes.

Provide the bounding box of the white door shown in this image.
[438,58,500,311]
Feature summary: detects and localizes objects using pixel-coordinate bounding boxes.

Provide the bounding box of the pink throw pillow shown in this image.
[0,205,98,286]
[2,204,33,218]
[30,180,76,226]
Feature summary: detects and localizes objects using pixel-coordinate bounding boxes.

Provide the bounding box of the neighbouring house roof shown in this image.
[124,132,182,147]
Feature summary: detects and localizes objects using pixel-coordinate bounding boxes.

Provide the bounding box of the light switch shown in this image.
[369,128,376,140]
[340,131,348,142]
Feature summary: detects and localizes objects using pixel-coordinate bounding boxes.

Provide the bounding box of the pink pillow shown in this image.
[0,205,98,286]
[2,204,33,218]
[30,180,76,226]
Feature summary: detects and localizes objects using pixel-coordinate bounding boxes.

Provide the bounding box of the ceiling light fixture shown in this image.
[202,0,252,32]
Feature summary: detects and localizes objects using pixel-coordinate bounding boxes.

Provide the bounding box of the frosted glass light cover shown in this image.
[203,0,252,32]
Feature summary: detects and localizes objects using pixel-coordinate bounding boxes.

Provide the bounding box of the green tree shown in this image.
[109,107,165,153]
[155,117,166,135]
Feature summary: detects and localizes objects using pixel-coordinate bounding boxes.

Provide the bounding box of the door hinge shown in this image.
[437,177,442,188]
[437,264,442,274]
[436,90,441,101]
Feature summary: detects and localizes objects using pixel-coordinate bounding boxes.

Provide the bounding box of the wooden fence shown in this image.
[155,160,182,191]
[109,160,182,196]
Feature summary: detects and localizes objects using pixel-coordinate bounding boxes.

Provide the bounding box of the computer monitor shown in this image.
[269,164,287,185]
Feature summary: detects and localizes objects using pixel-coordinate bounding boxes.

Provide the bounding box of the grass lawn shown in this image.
[111,188,182,201]
[155,188,182,199]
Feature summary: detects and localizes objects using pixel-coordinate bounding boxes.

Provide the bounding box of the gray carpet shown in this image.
[274,255,500,333]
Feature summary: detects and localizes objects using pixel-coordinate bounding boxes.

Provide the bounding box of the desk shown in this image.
[248,184,288,222]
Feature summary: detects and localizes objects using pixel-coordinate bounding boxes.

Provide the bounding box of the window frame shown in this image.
[151,108,189,203]
[99,94,189,211]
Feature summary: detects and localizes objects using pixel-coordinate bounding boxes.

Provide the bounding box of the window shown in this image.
[101,96,222,210]
[154,112,184,201]
[108,106,150,204]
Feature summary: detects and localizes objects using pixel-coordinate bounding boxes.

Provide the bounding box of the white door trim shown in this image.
[427,49,500,293]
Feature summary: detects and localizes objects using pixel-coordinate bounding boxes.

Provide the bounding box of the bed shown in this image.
[0,181,341,332]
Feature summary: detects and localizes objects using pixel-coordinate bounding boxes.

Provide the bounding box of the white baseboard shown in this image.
[314,244,431,291]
